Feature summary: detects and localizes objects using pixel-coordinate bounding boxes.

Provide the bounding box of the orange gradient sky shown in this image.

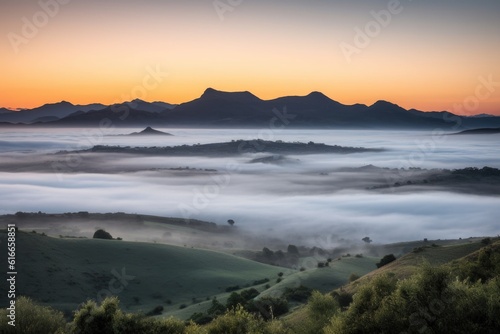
[1,0,500,115]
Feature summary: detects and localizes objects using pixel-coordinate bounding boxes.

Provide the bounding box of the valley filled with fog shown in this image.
[0,127,499,245]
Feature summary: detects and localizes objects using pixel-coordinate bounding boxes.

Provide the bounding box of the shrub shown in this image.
[72,297,120,334]
[0,296,66,334]
[481,237,491,245]
[93,229,113,240]
[205,305,265,334]
[302,291,339,334]
[348,273,360,283]
[225,285,240,292]
[145,305,163,316]
[253,278,270,286]
[246,297,289,320]
[376,254,396,268]
[283,285,313,302]
[331,290,353,309]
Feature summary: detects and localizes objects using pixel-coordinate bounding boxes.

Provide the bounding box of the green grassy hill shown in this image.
[1,231,284,317]
[283,238,494,328]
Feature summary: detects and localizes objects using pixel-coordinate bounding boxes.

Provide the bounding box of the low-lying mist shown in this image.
[0,128,499,246]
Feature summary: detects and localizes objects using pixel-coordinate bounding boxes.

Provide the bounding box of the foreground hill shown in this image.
[0,230,283,316]
[284,238,499,332]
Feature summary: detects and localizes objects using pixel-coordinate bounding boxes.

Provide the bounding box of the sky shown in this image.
[1,0,500,115]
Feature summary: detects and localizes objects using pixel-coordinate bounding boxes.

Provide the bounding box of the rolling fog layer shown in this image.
[0,128,499,244]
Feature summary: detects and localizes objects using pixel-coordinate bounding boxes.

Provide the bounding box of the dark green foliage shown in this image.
[93,229,113,240]
[145,305,163,316]
[253,278,270,285]
[324,258,500,334]
[225,285,240,292]
[226,288,259,310]
[331,290,353,309]
[205,306,288,334]
[246,297,289,320]
[376,253,396,268]
[189,312,214,325]
[287,244,299,255]
[73,297,119,334]
[456,244,500,282]
[283,285,313,302]
[263,247,274,257]
[482,237,491,245]
[302,291,339,334]
[207,299,226,317]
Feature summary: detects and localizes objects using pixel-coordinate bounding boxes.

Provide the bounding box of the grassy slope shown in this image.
[2,231,283,318]
[283,239,489,327]
[260,256,378,299]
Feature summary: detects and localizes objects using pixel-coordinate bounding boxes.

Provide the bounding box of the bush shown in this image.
[331,290,353,309]
[253,278,270,286]
[145,305,163,316]
[301,291,339,334]
[246,297,289,320]
[283,285,313,302]
[481,237,491,245]
[348,273,360,283]
[93,229,113,240]
[226,289,259,310]
[72,297,120,334]
[376,254,396,268]
[204,305,288,334]
[225,285,240,292]
[0,296,66,334]
[324,264,500,334]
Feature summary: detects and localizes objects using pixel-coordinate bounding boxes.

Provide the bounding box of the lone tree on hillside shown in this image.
[362,237,372,244]
[376,254,396,268]
[227,219,235,227]
[93,229,113,240]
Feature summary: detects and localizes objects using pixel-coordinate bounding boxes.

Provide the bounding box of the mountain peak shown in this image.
[307,91,328,98]
[200,88,261,102]
[44,100,74,107]
[203,87,218,95]
[369,100,405,112]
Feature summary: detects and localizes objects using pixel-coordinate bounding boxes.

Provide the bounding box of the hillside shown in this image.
[283,238,496,330]
[0,230,284,317]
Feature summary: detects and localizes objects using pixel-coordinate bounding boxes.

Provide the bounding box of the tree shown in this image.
[362,236,372,244]
[287,244,299,255]
[227,219,235,227]
[93,229,113,240]
[376,254,396,268]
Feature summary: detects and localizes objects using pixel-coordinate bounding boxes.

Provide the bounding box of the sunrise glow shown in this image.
[1,0,499,114]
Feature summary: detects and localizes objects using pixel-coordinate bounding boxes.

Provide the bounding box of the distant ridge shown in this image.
[451,128,500,135]
[1,88,499,129]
